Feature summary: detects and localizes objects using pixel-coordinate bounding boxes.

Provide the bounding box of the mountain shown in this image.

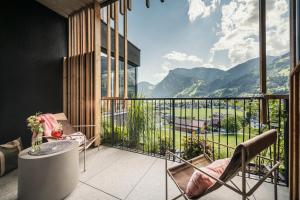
[266,53,290,94]
[150,68,224,97]
[138,81,154,97]
[138,53,290,98]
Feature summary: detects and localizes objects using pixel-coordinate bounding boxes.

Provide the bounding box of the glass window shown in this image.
[128,65,137,97]
[101,54,138,97]
[119,60,125,97]
[101,54,108,97]
[266,0,290,95]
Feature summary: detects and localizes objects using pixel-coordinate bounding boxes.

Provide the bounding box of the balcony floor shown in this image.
[1,146,289,200]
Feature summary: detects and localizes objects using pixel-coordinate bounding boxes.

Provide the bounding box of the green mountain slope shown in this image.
[151,67,224,97]
[138,53,290,98]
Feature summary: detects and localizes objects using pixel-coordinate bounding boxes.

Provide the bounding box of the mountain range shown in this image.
[138,53,290,98]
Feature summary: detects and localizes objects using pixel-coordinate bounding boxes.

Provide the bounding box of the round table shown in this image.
[18,140,79,200]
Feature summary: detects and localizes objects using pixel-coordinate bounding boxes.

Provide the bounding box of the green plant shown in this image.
[101,120,112,142]
[116,126,129,145]
[182,132,212,160]
[127,99,148,148]
[221,115,243,133]
[159,136,173,155]
[27,112,44,135]
[143,137,159,154]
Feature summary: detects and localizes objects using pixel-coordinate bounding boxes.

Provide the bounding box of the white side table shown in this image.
[18,140,79,200]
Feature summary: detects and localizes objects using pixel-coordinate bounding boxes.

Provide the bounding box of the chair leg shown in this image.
[165,152,168,200]
[242,148,246,200]
[84,138,86,172]
[274,169,278,200]
[274,144,278,200]
[84,148,86,172]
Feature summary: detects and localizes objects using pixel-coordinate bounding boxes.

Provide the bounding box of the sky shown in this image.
[126,0,289,85]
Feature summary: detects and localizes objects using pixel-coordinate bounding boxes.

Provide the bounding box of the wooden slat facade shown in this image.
[94,1,101,146]
[63,57,68,115]
[64,3,99,143]
[113,1,119,97]
[64,0,130,144]
[69,6,95,57]
[123,0,128,98]
[106,5,112,98]
[64,53,95,135]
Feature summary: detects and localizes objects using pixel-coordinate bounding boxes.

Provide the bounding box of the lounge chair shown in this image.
[47,113,100,171]
[165,129,279,200]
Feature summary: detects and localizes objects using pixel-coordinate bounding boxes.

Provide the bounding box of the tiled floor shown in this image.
[0,146,289,200]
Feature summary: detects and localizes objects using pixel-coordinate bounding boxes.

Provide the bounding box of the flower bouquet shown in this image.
[51,123,63,139]
[27,112,44,153]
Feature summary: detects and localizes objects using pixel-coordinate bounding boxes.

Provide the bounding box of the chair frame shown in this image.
[45,124,100,172]
[165,140,279,200]
[73,124,100,172]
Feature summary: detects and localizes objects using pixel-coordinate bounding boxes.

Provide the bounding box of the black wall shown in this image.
[0,1,68,147]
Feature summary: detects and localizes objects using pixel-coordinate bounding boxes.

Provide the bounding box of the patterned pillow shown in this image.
[64,132,86,146]
[186,158,230,198]
[0,138,22,176]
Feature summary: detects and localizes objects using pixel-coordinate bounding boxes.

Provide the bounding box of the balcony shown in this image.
[101,96,289,183]
[1,0,300,199]
[1,146,289,200]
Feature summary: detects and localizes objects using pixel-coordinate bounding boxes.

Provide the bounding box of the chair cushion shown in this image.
[64,132,86,146]
[0,138,22,176]
[186,158,230,198]
[168,155,211,193]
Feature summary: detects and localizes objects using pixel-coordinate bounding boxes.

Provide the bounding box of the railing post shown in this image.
[172,99,176,161]
[111,99,115,146]
[284,98,289,186]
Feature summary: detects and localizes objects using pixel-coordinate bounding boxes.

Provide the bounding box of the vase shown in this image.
[31,133,43,153]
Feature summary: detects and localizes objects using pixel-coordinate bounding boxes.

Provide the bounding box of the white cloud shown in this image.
[266,0,289,55]
[210,0,289,68]
[202,63,226,70]
[187,0,220,22]
[154,62,172,81]
[163,51,203,63]
[155,52,204,81]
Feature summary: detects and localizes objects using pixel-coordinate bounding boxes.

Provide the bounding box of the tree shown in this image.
[222,116,242,133]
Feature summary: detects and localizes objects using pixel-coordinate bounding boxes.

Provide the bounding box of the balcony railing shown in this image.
[101,96,289,184]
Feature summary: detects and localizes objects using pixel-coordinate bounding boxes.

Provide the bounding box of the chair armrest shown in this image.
[79,135,100,151]
[42,136,59,142]
[72,125,95,128]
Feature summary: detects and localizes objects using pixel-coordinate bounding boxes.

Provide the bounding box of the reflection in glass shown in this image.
[101,53,138,98]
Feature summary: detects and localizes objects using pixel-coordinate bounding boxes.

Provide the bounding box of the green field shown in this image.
[144,125,260,155]
[171,108,245,119]
[102,100,286,175]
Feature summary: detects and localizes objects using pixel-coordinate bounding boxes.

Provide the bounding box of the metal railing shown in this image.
[101,96,289,184]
